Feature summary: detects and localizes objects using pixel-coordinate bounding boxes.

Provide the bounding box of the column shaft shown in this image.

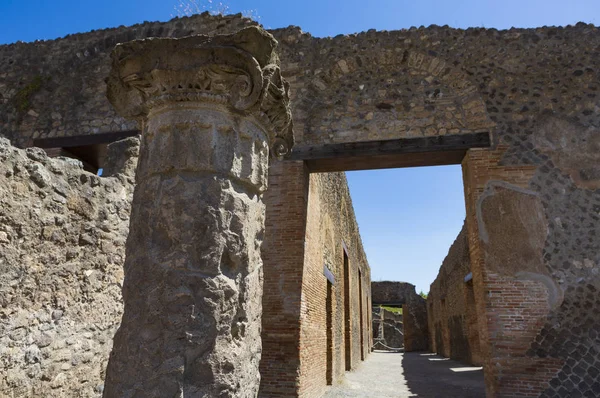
[102,27,293,397]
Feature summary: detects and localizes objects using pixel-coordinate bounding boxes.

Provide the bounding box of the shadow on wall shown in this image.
[401,352,485,398]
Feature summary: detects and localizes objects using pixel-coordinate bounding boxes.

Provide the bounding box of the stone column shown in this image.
[102,27,293,398]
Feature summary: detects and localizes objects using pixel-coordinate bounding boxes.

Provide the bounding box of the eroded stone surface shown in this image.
[1,12,600,398]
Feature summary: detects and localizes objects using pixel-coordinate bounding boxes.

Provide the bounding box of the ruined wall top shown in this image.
[1,13,598,155]
[371,281,422,305]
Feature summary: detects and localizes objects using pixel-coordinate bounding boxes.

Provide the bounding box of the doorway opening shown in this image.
[305,160,485,396]
[343,247,351,371]
[326,279,333,385]
[358,269,364,361]
[261,132,493,397]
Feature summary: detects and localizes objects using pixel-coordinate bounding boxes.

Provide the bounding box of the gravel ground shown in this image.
[322,351,485,398]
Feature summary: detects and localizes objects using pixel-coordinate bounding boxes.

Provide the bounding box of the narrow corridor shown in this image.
[323,351,485,398]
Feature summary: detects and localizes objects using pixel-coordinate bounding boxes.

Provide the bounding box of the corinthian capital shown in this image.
[106,26,293,156]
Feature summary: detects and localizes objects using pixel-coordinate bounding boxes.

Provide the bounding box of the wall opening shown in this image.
[337,163,484,395]
[343,246,351,371]
[32,131,139,175]
[326,280,333,385]
[358,269,365,361]
[464,279,481,365]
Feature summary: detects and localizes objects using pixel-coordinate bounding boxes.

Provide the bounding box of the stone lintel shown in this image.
[290,132,490,172]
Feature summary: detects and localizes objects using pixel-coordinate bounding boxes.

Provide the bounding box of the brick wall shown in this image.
[484,274,563,397]
[259,161,309,397]
[298,172,371,398]
[260,166,371,397]
[428,224,482,365]
[462,148,561,397]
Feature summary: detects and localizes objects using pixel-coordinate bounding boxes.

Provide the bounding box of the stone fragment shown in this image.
[27,163,51,188]
[338,59,350,73]
[24,345,41,364]
[78,233,96,246]
[36,333,53,348]
[25,147,48,163]
[51,373,67,389]
[52,310,63,321]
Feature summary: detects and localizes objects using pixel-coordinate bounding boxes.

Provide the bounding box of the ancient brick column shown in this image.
[102,27,293,397]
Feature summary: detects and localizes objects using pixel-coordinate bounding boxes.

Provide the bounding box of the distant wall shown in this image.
[403,298,429,352]
[372,281,418,305]
[371,281,428,352]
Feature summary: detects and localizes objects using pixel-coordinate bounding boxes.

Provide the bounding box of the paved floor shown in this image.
[323,351,485,398]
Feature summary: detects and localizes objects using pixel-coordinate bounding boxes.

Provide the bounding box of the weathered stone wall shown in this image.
[5,14,596,152]
[402,297,429,352]
[0,137,137,397]
[427,225,482,365]
[299,171,371,397]
[371,281,429,352]
[372,281,420,305]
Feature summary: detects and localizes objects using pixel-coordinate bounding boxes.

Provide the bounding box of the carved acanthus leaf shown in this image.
[120,65,256,111]
[258,64,293,156]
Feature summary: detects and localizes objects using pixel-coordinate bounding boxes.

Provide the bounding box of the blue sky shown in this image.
[345,167,465,292]
[1,1,598,292]
[1,0,598,44]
